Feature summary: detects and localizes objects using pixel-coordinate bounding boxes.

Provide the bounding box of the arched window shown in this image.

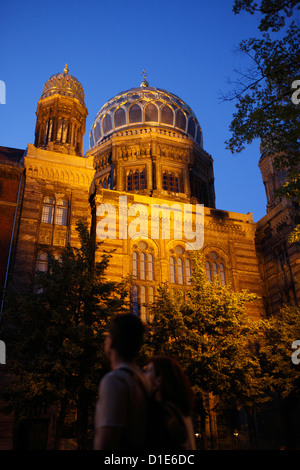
[41,196,55,224]
[132,243,155,281]
[205,251,226,286]
[169,246,191,285]
[188,117,196,139]
[36,252,48,272]
[161,105,174,125]
[94,122,102,142]
[132,284,155,322]
[103,114,112,134]
[114,107,126,128]
[145,103,158,122]
[55,199,68,226]
[175,109,186,131]
[129,104,142,124]
[41,196,68,226]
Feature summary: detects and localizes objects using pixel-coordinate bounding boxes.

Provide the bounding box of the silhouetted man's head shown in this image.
[107,314,144,361]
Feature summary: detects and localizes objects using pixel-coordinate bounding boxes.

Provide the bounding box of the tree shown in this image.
[232,1,300,32]
[145,252,270,447]
[259,303,300,448]
[1,220,128,449]
[224,1,300,237]
[261,304,300,399]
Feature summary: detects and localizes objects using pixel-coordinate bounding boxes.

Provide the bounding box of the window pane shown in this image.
[170,256,176,283]
[55,199,68,226]
[140,169,146,189]
[114,107,126,128]
[103,114,112,134]
[145,103,158,122]
[188,117,196,139]
[169,172,174,191]
[177,257,184,284]
[206,261,212,282]
[133,251,138,278]
[140,285,147,322]
[148,286,154,304]
[129,104,142,123]
[62,120,69,143]
[133,170,139,190]
[36,252,48,272]
[127,171,133,191]
[175,110,186,130]
[185,258,191,285]
[94,122,102,142]
[57,119,63,141]
[133,285,139,316]
[220,263,226,286]
[161,105,173,125]
[163,171,168,190]
[41,197,54,224]
[148,253,154,280]
[213,262,218,277]
[140,252,146,280]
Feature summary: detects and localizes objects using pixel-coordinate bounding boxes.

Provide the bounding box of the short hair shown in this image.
[108,314,144,361]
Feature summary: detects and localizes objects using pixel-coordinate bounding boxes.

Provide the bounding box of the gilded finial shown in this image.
[140,69,149,87]
[64,64,69,74]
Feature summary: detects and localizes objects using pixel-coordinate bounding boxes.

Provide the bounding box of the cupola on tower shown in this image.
[88,74,215,207]
[34,65,88,156]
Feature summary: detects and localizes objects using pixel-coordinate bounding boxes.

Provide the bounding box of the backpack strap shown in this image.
[119,366,150,401]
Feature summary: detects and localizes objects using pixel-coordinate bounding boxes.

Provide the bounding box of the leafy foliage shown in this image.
[1,220,128,431]
[145,252,270,411]
[225,0,300,239]
[260,304,300,399]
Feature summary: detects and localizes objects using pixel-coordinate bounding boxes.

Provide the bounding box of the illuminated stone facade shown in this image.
[1,67,299,318]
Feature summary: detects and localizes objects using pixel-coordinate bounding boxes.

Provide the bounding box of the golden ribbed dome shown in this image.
[90,81,203,149]
[41,65,86,107]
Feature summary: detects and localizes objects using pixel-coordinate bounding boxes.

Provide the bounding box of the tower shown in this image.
[256,146,300,314]
[34,65,88,156]
[10,67,94,292]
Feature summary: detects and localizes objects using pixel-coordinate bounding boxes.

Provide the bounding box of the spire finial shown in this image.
[64,64,69,74]
[140,69,149,87]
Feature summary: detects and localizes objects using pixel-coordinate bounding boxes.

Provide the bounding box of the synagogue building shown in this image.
[0,66,299,449]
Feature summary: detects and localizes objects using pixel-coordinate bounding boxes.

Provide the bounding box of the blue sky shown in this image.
[0,0,268,221]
